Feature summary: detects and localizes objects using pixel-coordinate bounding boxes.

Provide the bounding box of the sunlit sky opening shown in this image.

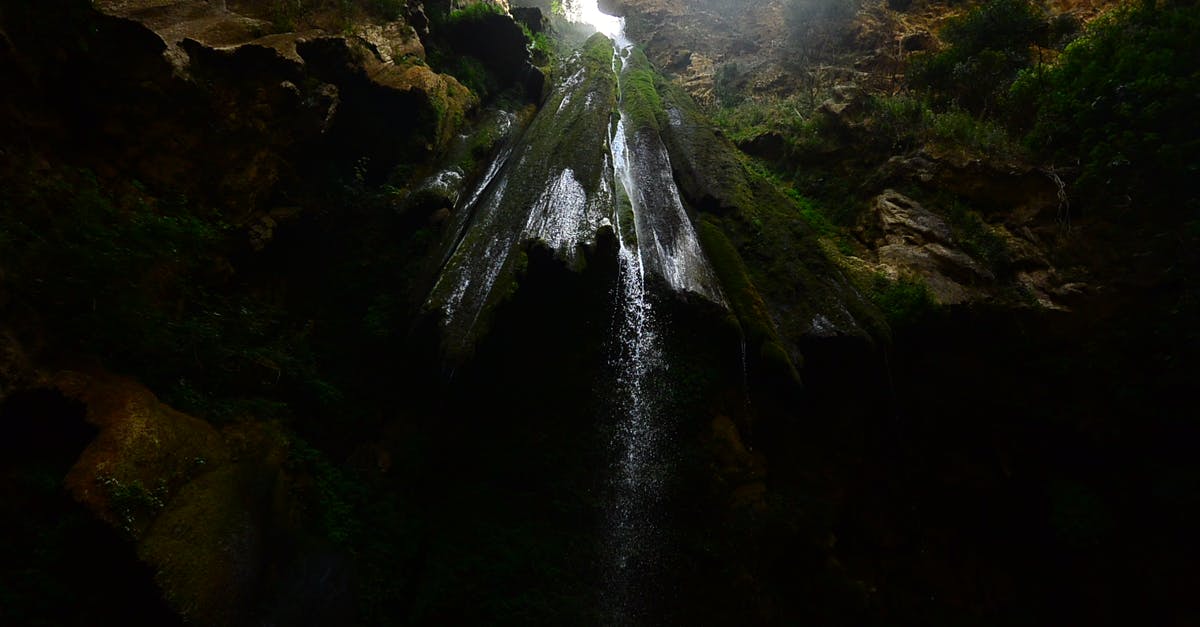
[565,0,627,42]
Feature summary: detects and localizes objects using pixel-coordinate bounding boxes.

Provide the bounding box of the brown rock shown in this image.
[57,369,229,538]
[870,189,953,246]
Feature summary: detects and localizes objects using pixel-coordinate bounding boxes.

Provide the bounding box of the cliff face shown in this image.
[1,0,485,222]
[0,1,549,623]
[1,1,1197,624]
[618,0,1122,105]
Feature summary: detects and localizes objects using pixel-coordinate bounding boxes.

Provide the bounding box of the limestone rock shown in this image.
[875,150,1062,224]
[873,189,954,246]
[355,21,426,65]
[51,367,335,625]
[69,0,476,221]
[861,190,992,305]
[58,369,229,538]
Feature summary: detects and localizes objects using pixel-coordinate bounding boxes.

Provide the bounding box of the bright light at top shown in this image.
[566,0,627,43]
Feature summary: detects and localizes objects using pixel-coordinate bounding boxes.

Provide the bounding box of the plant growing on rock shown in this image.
[908,0,1048,116]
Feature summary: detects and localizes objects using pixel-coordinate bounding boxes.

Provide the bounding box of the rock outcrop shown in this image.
[855,190,992,304]
[49,367,342,626]
[2,0,476,225]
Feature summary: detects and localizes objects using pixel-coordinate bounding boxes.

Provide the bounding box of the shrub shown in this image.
[870,274,934,325]
[714,62,743,108]
[909,0,1047,115]
[1014,0,1200,213]
[448,1,508,24]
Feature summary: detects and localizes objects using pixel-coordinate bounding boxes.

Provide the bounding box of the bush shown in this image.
[870,274,934,325]
[1013,0,1200,212]
[714,63,743,108]
[448,1,508,24]
[909,0,1047,114]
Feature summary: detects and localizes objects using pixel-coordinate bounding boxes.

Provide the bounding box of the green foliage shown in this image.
[869,274,934,326]
[448,1,507,24]
[289,439,365,546]
[869,94,1025,159]
[714,63,743,108]
[1013,0,1200,212]
[519,22,554,66]
[944,200,1012,271]
[909,0,1047,114]
[0,166,334,423]
[442,55,497,98]
[928,106,1023,158]
[712,95,826,148]
[869,93,936,153]
[550,0,572,18]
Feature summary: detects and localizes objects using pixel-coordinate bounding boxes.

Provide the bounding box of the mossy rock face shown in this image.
[616,47,665,133]
[55,369,324,625]
[441,5,546,98]
[425,34,619,362]
[137,463,270,626]
[58,369,229,538]
[297,36,478,181]
[655,76,888,356]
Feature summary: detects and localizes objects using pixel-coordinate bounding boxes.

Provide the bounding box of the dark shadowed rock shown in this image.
[511,6,547,33]
[443,9,545,97]
[598,0,629,17]
[901,30,935,51]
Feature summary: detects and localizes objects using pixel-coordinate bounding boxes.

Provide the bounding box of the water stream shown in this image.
[427,3,727,620]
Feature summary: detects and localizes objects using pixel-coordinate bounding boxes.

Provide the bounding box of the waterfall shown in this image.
[603,107,666,624]
[598,8,722,623]
[426,3,729,619]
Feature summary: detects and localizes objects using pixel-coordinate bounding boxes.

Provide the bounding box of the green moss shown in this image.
[760,340,802,381]
[448,1,508,23]
[583,33,615,69]
[653,72,888,345]
[868,274,934,326]
[696,218,778,348]
[289,439,364,546]
[944,200,1012,273]
[618,49,665,132]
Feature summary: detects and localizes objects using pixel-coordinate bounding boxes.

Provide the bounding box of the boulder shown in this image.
[875,150,1062,224]
[511,6,547,34]
[873,189,954,246]
[860,190,992,304]
[58,369,229,538]
[598,0,629,17]
[51,367,341,625]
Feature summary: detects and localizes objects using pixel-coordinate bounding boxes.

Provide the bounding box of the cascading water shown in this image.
[426,2,727,621]
[593,5,723,623]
